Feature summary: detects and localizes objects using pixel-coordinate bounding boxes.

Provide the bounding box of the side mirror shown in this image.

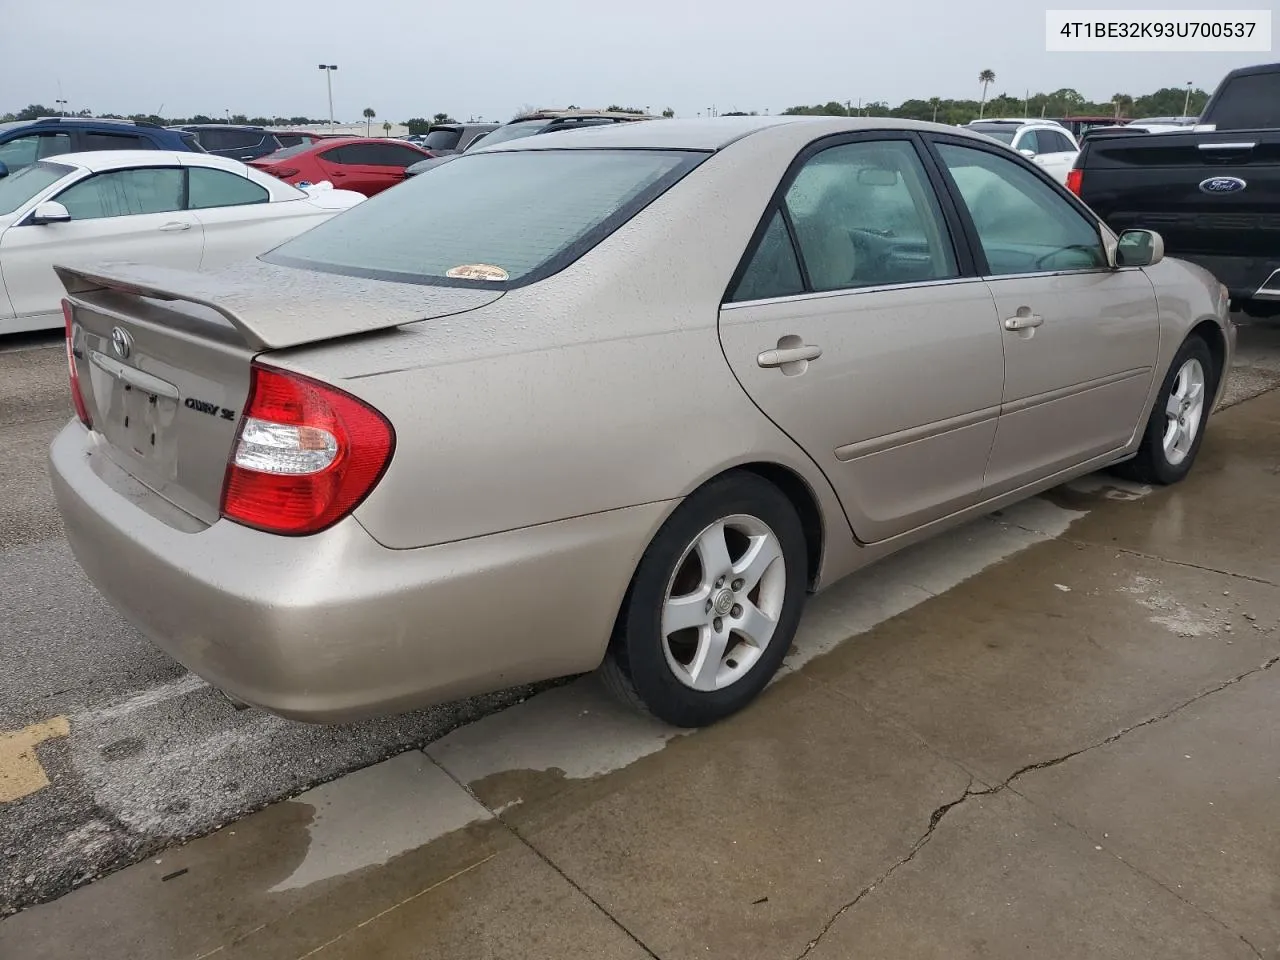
[1017,148,1037,158]
[30,200,71,225]
[1115,229,1164,267]
[0,160,8,180]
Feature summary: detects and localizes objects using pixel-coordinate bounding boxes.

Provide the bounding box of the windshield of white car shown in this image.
[0,160,72,215]
[263,148,705,287]
[967,126,1017,144]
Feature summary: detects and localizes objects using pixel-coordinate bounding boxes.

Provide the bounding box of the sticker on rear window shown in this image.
[446,264,509,282]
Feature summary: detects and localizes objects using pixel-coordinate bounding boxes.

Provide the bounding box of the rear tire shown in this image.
[1113,335,1216,485]
[599,472,808,727]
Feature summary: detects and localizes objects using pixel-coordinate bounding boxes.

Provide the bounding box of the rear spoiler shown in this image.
[55,261,505,352]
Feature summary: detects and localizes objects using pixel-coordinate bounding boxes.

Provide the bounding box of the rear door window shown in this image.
[187,167,270,208]
[1207,73,1280,129]
[780,139,958,292]
[265,149,703,286]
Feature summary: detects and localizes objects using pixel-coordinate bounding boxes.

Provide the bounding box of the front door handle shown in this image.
[758,344,822,367]
[1004,313,1044,331]
[158,221,192,232]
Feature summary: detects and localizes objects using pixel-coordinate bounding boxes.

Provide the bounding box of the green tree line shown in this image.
[783,85,1211,125]
[1,105,334,126]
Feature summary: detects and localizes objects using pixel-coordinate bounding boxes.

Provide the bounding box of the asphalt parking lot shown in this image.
[2,318,1280,926]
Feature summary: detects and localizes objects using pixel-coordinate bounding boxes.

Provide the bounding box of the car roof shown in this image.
[476,115,994,153]
[966,119,1065,129]
[0,117,165,133]
[34,150,256,173]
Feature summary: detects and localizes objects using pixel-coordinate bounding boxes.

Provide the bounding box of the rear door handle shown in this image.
[158,221,192,232]
[758,344,822,367]
[1004,313,1044,331]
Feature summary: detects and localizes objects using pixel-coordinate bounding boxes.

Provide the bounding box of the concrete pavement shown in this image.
[3,365,1277,958]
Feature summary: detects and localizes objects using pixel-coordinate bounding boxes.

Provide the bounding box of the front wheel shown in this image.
[600,472,808,727]
[1114,336,1216,485]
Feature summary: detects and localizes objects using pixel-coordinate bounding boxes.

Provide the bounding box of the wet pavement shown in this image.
[2,364,1277,957]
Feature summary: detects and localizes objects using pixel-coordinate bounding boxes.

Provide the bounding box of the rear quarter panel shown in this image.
[267,134,859,582]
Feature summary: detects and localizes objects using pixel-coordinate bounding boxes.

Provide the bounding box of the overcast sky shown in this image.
[1,0,1271,121]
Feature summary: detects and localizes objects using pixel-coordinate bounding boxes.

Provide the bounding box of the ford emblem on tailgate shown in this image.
[110,326,133,359]
[1199,176,1247,195]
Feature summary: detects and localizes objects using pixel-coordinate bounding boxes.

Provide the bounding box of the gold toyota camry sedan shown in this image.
[49,116,1234,727]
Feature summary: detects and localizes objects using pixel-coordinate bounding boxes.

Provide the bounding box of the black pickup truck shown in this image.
[1069,62,1280,318]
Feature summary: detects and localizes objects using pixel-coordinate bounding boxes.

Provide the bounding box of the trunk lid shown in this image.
[58,259,503,525]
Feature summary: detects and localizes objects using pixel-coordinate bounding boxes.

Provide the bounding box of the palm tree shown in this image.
[362,106,376,136]
[978,69,996,119]
[930,97,942,122]
[1112,93,1134,120]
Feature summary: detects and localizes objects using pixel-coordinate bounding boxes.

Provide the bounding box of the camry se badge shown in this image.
[1199,176,1246,195]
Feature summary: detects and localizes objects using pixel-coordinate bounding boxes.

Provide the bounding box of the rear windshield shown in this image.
[1206,73,1280,130]
[263,149,703,287]
[259,142,317,161]
[468,120,550,148]
[422,128,463,150]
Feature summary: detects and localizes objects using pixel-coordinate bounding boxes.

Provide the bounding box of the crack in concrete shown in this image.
[795,776,979,959]
[795,654,1280,959]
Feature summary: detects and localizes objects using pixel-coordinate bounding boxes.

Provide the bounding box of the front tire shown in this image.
[1114,335,1216,485]
[600,472,808,727]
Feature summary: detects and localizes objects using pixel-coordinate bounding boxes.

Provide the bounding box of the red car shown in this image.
[249,137,433,197]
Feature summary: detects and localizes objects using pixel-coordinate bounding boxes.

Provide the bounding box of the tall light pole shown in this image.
[55,98,67,117]
[318,64,337,127]
[1182,80,1193,117]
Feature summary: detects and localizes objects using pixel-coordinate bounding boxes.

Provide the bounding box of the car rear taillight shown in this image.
[1066,168,1083,196]
[220,363,395,536]
[270,167,300,178]
[62,300,92,428]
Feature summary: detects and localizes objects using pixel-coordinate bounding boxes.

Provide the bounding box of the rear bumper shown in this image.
[50,423,671,722]
[1174,253,1280,304]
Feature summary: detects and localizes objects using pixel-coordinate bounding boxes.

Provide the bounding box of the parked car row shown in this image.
[0,151,363,334]
[959,118,1081,184]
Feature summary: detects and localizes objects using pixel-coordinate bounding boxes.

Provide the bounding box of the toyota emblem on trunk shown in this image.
[110,326,133,359]
[1199,176,1246,195]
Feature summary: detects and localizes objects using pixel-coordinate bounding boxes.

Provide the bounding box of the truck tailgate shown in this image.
[1078,134,1280,257]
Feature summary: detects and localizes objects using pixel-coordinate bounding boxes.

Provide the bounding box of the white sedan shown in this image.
[0,151,364,334]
